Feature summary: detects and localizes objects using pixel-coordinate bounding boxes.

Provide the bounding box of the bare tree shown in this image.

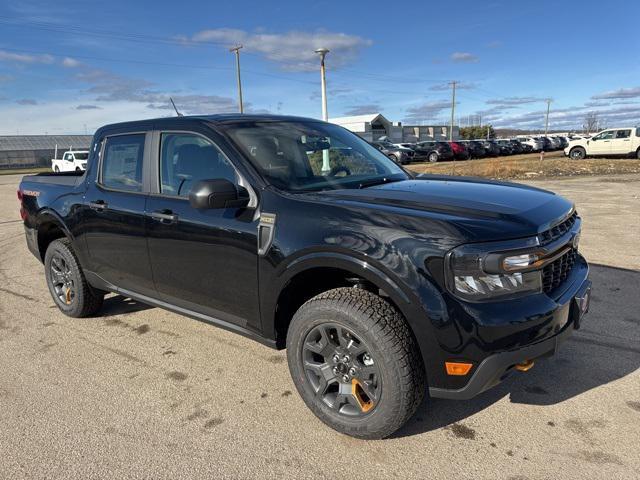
[583,112,598,134]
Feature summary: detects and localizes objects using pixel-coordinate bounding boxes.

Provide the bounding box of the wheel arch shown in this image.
[35,210,74,261]
[270,252,420,350]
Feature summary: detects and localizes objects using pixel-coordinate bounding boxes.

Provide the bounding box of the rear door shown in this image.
[145,129,261,331]
[610,129,633,154]
[81,131,156,296]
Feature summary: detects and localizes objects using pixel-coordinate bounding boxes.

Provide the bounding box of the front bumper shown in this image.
[429,257,591,400]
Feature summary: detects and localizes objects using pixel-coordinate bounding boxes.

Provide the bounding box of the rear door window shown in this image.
[615,129,631,139]
[101,134,145,192]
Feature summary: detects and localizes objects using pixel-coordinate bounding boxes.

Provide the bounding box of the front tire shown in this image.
[286,288,425,439]
[428,152,439,163]
[44,238,104,317]
[570,147,586,160]
[54,166,60,172]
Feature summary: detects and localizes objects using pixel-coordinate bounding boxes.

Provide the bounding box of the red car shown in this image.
[448,141,470,160]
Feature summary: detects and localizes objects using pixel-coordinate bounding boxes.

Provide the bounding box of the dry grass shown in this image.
[407,151,640,180]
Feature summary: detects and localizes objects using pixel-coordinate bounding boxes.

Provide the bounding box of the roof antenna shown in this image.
[170,97,183,117]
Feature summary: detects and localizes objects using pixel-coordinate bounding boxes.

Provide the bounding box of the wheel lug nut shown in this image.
[342,355,350,363]
[333,366,339,375]
[349,367,356,376]
[342,375,349,382]
[332,354,340,363]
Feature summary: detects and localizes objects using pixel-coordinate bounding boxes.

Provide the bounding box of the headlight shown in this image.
[445,239,542,301]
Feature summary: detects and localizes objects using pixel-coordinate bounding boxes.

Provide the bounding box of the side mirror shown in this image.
[189,179,250,209]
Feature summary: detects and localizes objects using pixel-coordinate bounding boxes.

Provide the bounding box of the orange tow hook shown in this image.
[515,360,534,372]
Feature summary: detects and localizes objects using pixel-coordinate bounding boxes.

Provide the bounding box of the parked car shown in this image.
[19,114,592,439]
[565,127,640,159]
[478,139,501,157]
[448,141,470,160]
[496,139,515,155]
[507,139,525,154]
[460,140,486,159]
[371,139,415,164]
[413,141,454,162]
[517,137,544,152]
[51,150,89,172]
[536,136,553,151]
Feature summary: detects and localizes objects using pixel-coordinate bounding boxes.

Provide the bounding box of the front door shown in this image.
[81,132,156,296]
[145,131,260,331]
[588,130,614,155]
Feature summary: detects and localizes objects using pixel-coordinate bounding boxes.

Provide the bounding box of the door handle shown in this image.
[89,200,108,211]
[149,210,178,224]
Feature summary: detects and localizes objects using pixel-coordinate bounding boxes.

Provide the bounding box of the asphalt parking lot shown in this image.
[1,173,639,479]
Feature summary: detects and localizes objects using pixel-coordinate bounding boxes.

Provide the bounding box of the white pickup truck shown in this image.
[51,150,89,172]
[565,127,640,159]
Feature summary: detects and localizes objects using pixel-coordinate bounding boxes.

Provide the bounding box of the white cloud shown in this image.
[188,29,372,71]
[343,104,381,116]
[404,100,451,122]
[451,52,479,63]
[591,86,640,100]
[486,96,546,106]
[62,57,81,68]
[429,82,477,92]
[0,49,54,64]
[16,98,38,105]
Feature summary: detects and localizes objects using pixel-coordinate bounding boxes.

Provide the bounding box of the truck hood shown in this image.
[315,176,574,242]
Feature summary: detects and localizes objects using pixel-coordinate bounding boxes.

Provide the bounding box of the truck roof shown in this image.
[97,114,323,133]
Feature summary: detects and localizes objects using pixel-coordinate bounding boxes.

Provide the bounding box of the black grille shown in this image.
[539,211,577,244]
[542,248,577,293]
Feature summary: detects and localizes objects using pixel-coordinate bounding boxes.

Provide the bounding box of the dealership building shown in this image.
[0,135,93,169]
[329,113,459,142]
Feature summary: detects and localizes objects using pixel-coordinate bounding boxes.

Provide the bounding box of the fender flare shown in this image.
[272,251,445,373]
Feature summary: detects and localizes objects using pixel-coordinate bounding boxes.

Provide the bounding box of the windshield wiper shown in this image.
[358,176,402,189]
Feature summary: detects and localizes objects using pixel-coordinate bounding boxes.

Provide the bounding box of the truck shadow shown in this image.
[99,294,154,316]
[394,263,640,438]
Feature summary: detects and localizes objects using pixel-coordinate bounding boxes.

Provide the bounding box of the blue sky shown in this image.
[0,0,639,134]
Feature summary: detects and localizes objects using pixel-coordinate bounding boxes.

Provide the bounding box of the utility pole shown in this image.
[540,98,552,164]
[315,47,330,173]
[229,45,244,113]
[449,81,457,141]
[544,98,551,137]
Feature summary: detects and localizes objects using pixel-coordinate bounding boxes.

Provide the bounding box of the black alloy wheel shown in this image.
[44,238,104,317]
[49,253,76,306]
[302,323,381,416]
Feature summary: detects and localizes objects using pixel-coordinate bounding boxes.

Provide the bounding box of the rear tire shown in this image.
[570,147,586,160]
[286,287,425,439]
[44,238,104,317]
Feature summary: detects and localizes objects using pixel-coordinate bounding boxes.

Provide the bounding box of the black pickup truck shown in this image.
[18,114,591,439]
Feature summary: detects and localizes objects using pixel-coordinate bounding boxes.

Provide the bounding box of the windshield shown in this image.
[226,121,408,192]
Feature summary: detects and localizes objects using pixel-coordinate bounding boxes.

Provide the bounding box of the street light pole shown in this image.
[315,47,330,173]
[449,81,457,141]
[229,45,244,114]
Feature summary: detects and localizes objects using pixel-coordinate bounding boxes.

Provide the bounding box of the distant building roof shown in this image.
[0,135,93,152]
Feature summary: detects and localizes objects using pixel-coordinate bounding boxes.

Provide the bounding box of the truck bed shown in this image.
[22,171,85,187]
